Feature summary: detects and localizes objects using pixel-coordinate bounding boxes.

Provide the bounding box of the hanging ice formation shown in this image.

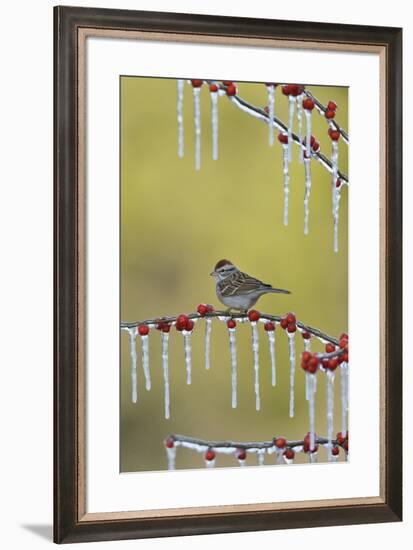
[264,322,276,387]
[266,84,275,146]
[278,132,290,226]
[227,320,238,409]
[205,317,212,370]
[340,361,348,435]
[326,369,335,460]
[139,330,151,391]
[126,327,138,403]
[176,79,185,158]
[209,83,219,160]
[308,373,316,451]
[329,127,341,252]
[296,93,304,162]
[303,153,312,235]
[288,331,296,418]
[191,79,202,170]
[251,321,260,411]
[161,331,170,419]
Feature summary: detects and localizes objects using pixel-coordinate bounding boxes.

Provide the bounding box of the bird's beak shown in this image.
[210,271,215,276]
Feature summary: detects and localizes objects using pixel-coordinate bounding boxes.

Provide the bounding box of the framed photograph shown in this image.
[54,6,402,543]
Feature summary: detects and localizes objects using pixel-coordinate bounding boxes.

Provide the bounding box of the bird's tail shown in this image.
[267,287,291,294]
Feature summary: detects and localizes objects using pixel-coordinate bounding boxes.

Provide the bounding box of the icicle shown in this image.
[303,157,312,235]
[326,369,335,460]
[210,89,219,160]
[193,86,201,170]
[161,332,170,419]
[267,330,276,386]
[282,144,290,226]
[309,373,316,451]
[305,370,310,401]
[331,140,340,252]
[257,449,265,466]
[251,322,260,411]
[228,328,237,408]
[304,338,311,352]
[309,452,318,464]
[305,108,312,155]
[297,94,304,162]
[166,445,176,470]
[340,362,348,434]
[287,95,295,161]
[288,332,296,417]
[205,318,212,370]
[127,328,138,403]
[266,84,275,146]
[176,79,184,158]
[333,179,342,253]
[182,329,192,385]
[140,334,151,391]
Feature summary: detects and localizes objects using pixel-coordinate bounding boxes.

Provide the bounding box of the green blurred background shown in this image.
[120,78,348,472]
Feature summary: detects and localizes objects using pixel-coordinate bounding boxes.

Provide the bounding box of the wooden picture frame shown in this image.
[54,5,402,543]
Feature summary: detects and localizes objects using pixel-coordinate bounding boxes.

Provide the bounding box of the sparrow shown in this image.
[210,259,291,312]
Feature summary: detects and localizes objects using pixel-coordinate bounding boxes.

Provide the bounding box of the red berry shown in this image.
[237,449,247,461]
[222,80,233,86]
[302,331,311,340]
[156,322,165,331]
[339,338,348,349]
[176,314,189,331]
[327,101,337,111]
[165,437,174,448]
[197,304,208,316]
[284,448,295,460]
[282,84,292,95]
[162,324,171,333]
[343,351,349,362]
[286,312,296,324]
[274,437,286,448]
[303,97,315,110]
[185,319,194,331]
[332,445,340,456]
[227,319,237,329]
[191,79,203,88]
[280,318,288,329]
[328,129,340,141]
[264,321,275,332]
[303,433,318,453]
[278,132,289,144]
[340,333,349,340]
[325,110,336,119]
[302,351,312,363]
[289,84,303,97]
[327,358,339,371]
[226,84,237,96]
[209,84,218,92]
[138,325,149,336]
[310,135,316,146]
[248,310,260,322]
[312,141,320,152]
[336,178,342,188]
[325,343,335,353]
[205,449,216,461]
[287,323,297,333]
[206,304,215,313]
[336,431,346,444]
[301,362,309,371]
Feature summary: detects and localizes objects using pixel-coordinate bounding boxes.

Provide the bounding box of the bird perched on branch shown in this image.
[210,259,290,313]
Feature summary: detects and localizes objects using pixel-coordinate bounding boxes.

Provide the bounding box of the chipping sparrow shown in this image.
[210,259,290,312]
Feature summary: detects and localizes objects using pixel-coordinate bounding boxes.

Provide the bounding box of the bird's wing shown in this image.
[220,271,271,296]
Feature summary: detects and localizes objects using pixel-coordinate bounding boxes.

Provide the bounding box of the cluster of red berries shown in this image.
[155,321,171,333]
[301,334,349,372]
[282,84,304,97]
[325,100,337,120]
[273,437,295,459]
[302,134,320,158]
[222,80,237,96]
[328,127,341,141]
[336,431,349,452]
[280,312,297,333]
[339,333,349,362]
[175,314,194,332]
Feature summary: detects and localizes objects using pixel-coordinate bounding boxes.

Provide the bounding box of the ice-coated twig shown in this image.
[267,330,276,387]
[140,334,151,391]
[210,89,219,160]
[205,317,212,370]
[326,369,335,460]
[288,331,296,418]
[251,322,260,411]
[266,84,275,146]
[161,331,170,419]
[303,157,312,234]
[193,86,201,170]
[297,94,304,162]
[176,79,185,158]
[182,329,192,385]
[304,90,348,143]
[126,327,138,403]
[282,143,290,226]
[228,327,237,408]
